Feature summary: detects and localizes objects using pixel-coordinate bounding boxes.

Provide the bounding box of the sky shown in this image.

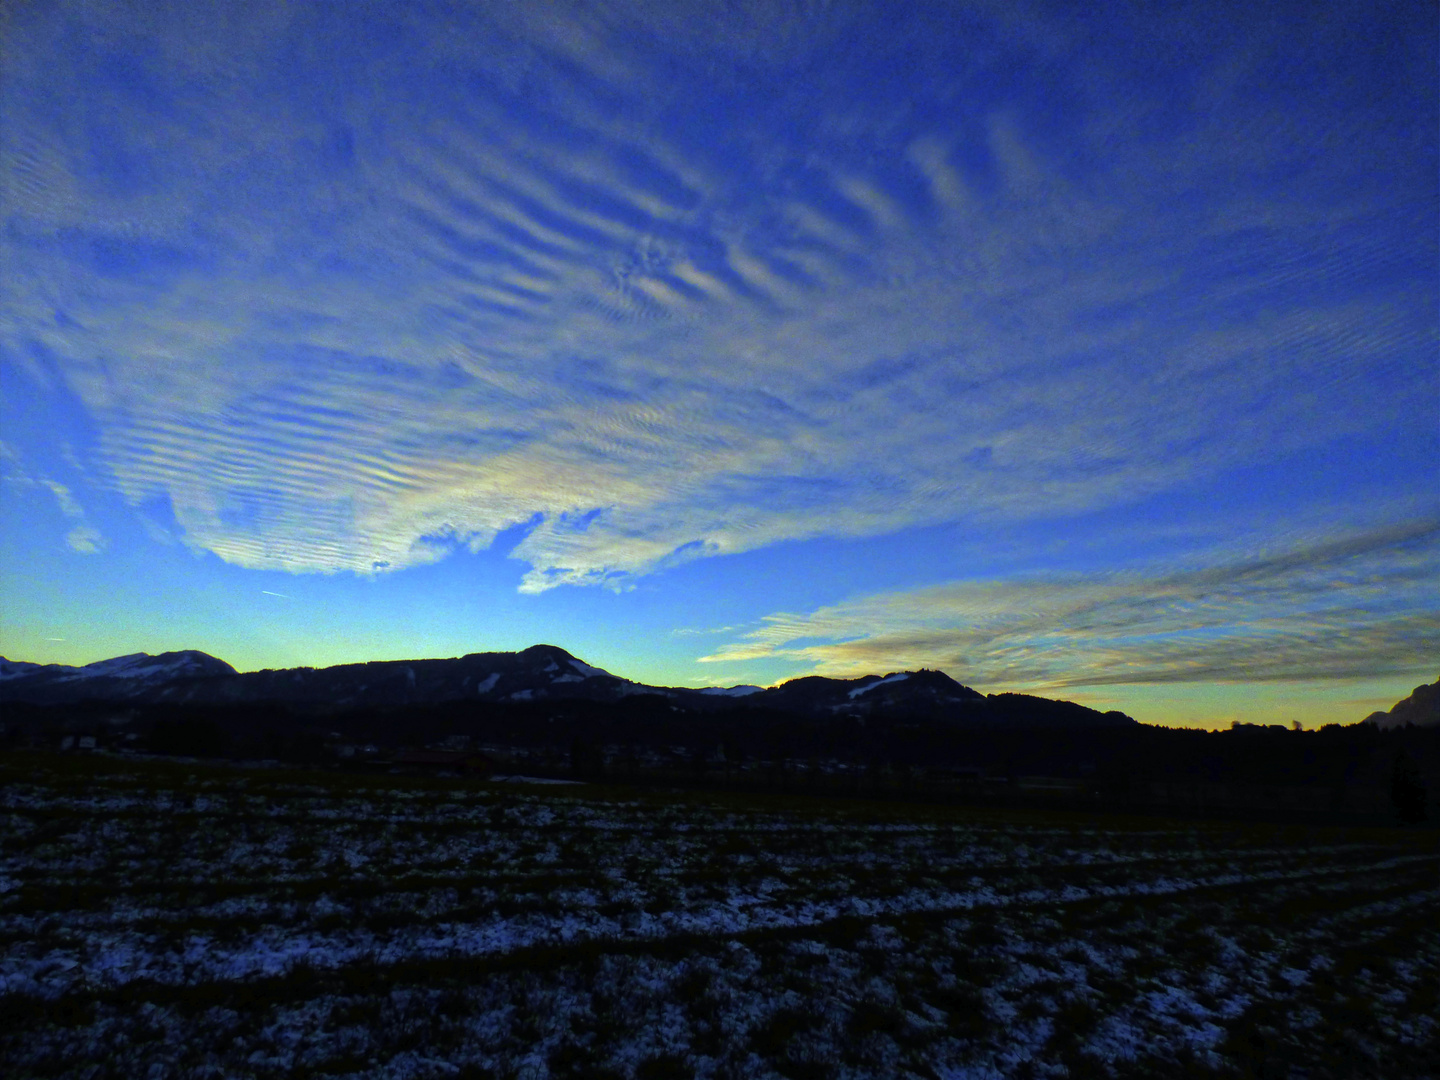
[1,0,1436,728]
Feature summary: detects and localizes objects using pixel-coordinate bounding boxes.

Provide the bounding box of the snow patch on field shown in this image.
[2,762,1437,1078]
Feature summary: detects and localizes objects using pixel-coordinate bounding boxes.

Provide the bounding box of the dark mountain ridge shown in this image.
[0,644,1133,729]
[4,650,1436,825]
[1364,677,1440,729]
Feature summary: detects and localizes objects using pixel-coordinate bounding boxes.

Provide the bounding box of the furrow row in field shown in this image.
[5,845,1432,1002]
[5,760,1438,1079]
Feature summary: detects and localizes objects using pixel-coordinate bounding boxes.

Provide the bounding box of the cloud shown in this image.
[30,477,108,554]
[699,519,1440,689]
[42,480,86,521]
[1,1,1433,586]
[64,524,106,554]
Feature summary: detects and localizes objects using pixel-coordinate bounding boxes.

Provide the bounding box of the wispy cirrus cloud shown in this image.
[0,450,109,555]
[1,0,1433,590]
[700,519,1440,690]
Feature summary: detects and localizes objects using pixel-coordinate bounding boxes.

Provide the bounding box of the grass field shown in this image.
[2,752,1437,1078]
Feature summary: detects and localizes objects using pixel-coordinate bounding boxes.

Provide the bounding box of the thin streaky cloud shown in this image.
[700,520,1440,691]
[42,480,85,521]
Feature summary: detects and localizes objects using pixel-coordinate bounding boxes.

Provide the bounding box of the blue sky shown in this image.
[2,0,1436,727]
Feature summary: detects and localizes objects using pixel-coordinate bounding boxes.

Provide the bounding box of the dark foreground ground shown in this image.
[2,752,1436,1079]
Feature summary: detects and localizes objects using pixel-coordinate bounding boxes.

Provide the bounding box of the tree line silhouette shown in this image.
[3,694,1434,824]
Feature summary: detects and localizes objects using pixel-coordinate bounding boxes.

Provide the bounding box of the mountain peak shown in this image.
[1366,677,1440,729]
[77,651,237,679]
[519,644,576,660]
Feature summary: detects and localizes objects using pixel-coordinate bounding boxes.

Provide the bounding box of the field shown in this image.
[2,753,1437,1079]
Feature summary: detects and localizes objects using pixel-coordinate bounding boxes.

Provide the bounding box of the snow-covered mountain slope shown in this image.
[0,658,45,682]
[0,651,236,704]
[138,643,635,709]
[751,668,986,718]
[61,651,235,681]
[848,672,910,698]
